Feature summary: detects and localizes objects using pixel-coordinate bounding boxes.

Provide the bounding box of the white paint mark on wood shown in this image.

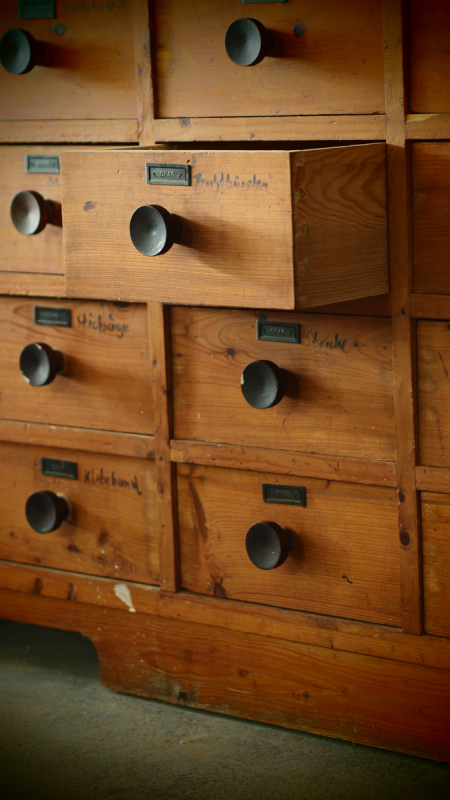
[114,583,136,613]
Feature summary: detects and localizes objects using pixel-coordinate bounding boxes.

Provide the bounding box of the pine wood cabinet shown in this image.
[2,0,450,763]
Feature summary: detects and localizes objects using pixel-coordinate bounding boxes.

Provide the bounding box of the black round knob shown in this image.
[25,491,69,533]
[20,342,65,387]
[225,18,275,67]
[241,360,289,409]
[11,190,57,235]
[129,204,183,257]
[0,29,47,75]
[246,521,292,570]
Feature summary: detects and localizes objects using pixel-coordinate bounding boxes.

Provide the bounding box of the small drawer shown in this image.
[61,144,389,309]
[423,492,450,636]
[0,297,153,435]
[153,0,384,121]
[410,0,450,112]
[172,307,395,462]
[0,442,158,584]
[178,464,400,626]
[0,2,136,124]
[417,320,450,467]
[413,143,450,294]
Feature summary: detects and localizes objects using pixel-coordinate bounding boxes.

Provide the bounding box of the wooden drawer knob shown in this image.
[246,521,292,570]
[225,18,274,67]
[20,342,65,387]
[11,190,60,235]
[129,204,183,256]
[25,490,69,533]
[240,360,289,409]
[0,29,47,74]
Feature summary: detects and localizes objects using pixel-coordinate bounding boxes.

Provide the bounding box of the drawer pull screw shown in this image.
[129,204,182,257]
[20,342,65,387]
[0,29,48,75]
[11,190,61,235]
[241,359,289,409]
[225,18,275,67]
[245,521,292,570]
[25,491,69,534]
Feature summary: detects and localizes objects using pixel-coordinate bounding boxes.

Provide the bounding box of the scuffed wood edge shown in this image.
[152,115,386,143]
[0,419,154,459]
[170,440,397,488]
[406,113,450,140]
[0,272,66,297]
[148,303,180,591]
[416,466,450,494]
[410,294,450,319]
[1,563,450,671]
[133,0,155,145]
[383,0,423,634]
[0,120,139,144]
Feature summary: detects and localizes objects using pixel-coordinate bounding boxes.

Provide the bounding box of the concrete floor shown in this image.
[1,619,450,800]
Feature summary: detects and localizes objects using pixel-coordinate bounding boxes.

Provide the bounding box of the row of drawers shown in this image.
[0,1,448,125]
[4,143,450,303]
[2,438,449,638]
[2,297,450,469]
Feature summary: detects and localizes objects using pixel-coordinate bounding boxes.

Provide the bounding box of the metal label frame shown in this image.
[41,458,78,480]
[34,307,72,327]
[25,155,60,174]
[146,163,191,186]
[262,484,307,506]
[257,320,301,344]
[18,1,56,19]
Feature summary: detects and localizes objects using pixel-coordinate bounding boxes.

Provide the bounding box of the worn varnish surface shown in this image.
[0,297,153,435]
[3,589,450,761]
[422,492,450,637]
[171,307,396,462]
[417,320,450,468]
[177,464,401,626]
[0,443,158,584]
[413,142,450,294]
[0,1,137,124]
[153,0,385,119]
[409,0,450,113]
[62,145,388,309]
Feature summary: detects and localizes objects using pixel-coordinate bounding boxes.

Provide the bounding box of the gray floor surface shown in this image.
[1,619,450,800]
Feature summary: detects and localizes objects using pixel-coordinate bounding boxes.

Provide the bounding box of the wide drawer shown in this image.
[0,297,153,435]
[61,144,389,309]
[0,442,158,584]
[417,320,450,467]
[423,492,450,637]
[172,307,396,462]
[413,143,450,294]
[153,0,384,120]
[178,464,400,626]
[0,1,136,123]
[409,0,450,112]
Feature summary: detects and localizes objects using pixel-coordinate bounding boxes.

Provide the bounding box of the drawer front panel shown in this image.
[172,308,396,462]
[410,0,450,112]
[413,143,450,294]
[62,145,388,309]
[0,442,158,584]
[423,492,450,636]
[418,320,450,467]
[154,0,384,119]
[0,1,136,121]
[0,297,154,435]
[178,464,401,626]
[0,145,65,275]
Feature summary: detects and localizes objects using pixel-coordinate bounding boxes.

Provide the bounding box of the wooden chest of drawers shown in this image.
[2,0,450,764]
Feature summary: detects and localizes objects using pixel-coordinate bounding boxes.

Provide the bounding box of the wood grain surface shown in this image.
[409,0,450,112]
[0,0,136,123]
[171,307,396,461]
[0,272,66,298]
[0,297,154,434]
[292,143,388,307]
[62,145,388,309]
[153,0,385,118]
[177,463,400,626]
[413,142,450,294]
[0,443,158,584]
[423,492,450,637]
[3,588,450,760]
[417,320,450,468]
